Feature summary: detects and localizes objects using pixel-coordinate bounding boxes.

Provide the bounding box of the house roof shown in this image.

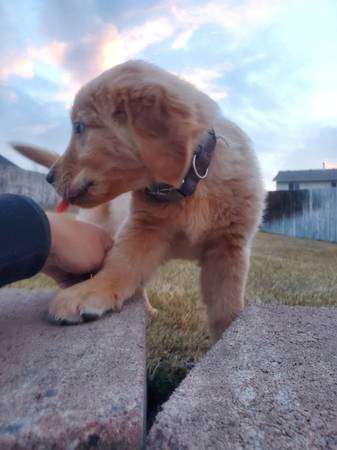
[0,155,18,168]
[274,169,337,183]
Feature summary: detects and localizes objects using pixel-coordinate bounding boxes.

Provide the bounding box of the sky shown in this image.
[0,0,337,190]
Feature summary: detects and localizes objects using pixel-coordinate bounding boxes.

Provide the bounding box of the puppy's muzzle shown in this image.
[67,180,95,202]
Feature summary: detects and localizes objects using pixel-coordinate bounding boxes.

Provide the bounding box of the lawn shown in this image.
[9,232,337,419]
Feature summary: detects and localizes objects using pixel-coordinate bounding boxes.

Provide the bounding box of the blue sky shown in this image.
[1,0,336,189]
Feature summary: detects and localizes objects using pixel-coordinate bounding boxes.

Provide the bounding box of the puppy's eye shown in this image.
[74,121,86,135]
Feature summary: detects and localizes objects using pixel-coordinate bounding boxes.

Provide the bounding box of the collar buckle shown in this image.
[192,153,209,179]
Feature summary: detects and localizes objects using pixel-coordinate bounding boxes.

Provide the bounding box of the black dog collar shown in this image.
[145,128,217,203]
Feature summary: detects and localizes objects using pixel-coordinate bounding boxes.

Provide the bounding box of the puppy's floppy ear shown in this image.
[115,84,197,186]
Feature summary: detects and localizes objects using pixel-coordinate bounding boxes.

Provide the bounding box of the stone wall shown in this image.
[0,167,59,209]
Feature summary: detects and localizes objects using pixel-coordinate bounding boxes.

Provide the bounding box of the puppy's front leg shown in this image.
[200,238,250,342]
[48,220,168,324]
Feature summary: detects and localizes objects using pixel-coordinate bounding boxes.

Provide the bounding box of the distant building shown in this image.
[0,155,18,169]
[0,154,58,208]
[323,162,337,169]
[274,169,337,191]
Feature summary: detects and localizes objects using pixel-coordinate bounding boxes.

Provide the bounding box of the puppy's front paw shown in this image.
[48,281,124,325]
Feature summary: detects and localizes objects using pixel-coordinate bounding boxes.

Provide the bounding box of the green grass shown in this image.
[9,232,337,420]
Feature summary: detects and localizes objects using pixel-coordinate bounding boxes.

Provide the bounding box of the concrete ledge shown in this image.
[147,305,337,450]
[0,288,146,450]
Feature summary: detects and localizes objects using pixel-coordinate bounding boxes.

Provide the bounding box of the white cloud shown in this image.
[122,17,175,59]
[171,28,196,49]
[0,56,34,81]
[170,0,284,46]
[101,17,175,70]
[0,16,175,104]
[0,0,284,106]
[0,41,68,82]
[177,66,229,101]
[27,41,67,66]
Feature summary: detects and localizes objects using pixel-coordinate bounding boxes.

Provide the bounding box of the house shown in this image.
[274,169,337,191]
[0,154,59,208]
[0,154,18,169]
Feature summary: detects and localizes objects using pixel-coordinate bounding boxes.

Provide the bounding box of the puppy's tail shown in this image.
[10,142,59,169]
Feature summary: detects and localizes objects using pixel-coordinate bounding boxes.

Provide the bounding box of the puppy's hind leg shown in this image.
[200,239,250,342]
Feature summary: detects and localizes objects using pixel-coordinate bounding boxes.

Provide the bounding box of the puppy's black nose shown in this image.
[46,168,55,184]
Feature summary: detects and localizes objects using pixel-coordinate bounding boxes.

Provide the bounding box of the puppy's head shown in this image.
[48,64,200,208]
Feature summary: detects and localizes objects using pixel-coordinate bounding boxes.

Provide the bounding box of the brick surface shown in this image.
[147,305,337,450]
[0,288,146,450]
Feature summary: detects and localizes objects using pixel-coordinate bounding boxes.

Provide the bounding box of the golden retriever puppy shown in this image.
[19,60,265,341]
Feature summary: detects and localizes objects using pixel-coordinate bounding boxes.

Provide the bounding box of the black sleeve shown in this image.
[0,194,51,287]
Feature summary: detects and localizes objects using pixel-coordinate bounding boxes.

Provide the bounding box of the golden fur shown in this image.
[16,60,265,341]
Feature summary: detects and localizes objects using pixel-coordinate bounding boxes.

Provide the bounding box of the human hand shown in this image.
[43,213,113,287]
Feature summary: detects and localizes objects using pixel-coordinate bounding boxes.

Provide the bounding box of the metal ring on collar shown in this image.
[192,153,209,179]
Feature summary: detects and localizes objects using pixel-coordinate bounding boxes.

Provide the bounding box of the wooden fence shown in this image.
[261,189,337,242]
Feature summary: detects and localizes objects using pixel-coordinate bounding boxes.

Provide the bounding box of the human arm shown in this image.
[0,194,112,287]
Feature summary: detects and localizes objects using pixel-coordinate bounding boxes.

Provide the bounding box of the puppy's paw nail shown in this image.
[80,306,105,322]
[81,312,100,322]
[47,314,81,326]
[113,298,124,312]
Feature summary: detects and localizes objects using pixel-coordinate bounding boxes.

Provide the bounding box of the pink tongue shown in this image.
[56,199,70,213]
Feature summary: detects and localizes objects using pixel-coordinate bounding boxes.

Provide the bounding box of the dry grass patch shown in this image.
[248,232,337,307]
